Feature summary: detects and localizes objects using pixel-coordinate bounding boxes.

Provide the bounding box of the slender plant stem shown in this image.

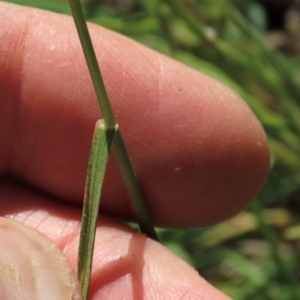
[78,120,116,300]
[68,0,158,240]
[112,130,158,239]
[68,0,115,127]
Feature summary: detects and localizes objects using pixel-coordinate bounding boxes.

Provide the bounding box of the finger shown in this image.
[0,181,231,300]
[0,2,269,227]
[0,217,82,300]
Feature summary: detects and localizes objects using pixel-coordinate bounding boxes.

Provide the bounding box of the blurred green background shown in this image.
[4,0,300,299]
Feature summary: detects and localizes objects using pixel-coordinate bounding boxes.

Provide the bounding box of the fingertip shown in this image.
[0,2,270,227]
[100,51,270,226]
[0,217,82,300]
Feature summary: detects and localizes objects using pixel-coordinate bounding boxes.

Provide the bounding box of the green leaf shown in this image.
[78,120,116,300]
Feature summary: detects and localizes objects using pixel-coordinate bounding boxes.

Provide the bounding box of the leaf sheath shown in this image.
[78,120,116,299]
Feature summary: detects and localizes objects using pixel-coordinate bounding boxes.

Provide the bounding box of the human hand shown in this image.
[0,2,269,299]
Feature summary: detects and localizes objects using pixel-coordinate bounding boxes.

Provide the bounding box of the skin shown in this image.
[0,2,270,299]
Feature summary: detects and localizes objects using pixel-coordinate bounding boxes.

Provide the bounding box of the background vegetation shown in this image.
[4,0,300,299]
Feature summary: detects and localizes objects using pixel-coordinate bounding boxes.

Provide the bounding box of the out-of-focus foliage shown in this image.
[4,0,300,299]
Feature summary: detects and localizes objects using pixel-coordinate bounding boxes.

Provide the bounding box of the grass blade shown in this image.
[78,120,116,300]
[68,0,158,240]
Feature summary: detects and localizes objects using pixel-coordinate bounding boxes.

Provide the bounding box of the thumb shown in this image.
[0,217,82,300]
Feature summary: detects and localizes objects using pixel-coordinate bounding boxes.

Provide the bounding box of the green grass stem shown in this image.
[68,0,115,127]
[68,0,158,241]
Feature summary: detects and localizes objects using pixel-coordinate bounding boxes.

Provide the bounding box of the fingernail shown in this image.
[0,217,82,300]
